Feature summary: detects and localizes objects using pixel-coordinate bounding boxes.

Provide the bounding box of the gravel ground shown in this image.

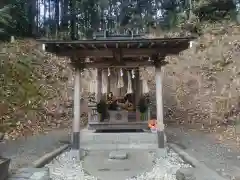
[2,126,240,179]
[166,126,240,179]
[0,129,70,172]
[46,148,190,180]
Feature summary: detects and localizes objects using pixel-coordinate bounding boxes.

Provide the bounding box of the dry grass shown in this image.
[157,22,240,147]
[2,22,240,145]
[0,39,75,140]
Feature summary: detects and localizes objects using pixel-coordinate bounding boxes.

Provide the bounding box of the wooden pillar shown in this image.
[73,68,81,150]
[107,75,111,94]
[96,68,102,102]
[155,66,166,149]
[135,68,140,121]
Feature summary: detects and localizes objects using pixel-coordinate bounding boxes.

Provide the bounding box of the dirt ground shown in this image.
[1,125,239,180]
[166,125,240,180]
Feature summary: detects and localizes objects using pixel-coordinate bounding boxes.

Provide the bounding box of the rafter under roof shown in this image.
[37,36,195,68]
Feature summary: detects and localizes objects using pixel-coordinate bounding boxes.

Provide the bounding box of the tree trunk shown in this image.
[28,0,37,36]
[55,0,60,36]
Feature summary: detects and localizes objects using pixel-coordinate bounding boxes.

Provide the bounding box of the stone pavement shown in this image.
[83,149,154,180]
[47,130,192,180]
[166,126,240,180]
[80,129,158,150]
[2,127,240,180]
[0,129,70,172]
[8,167,49,180]
[80,129,157,180]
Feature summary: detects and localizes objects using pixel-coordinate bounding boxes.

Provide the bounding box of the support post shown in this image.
[96,69,102,102]
[73,68,81,150]
[107,74,111,95]
[135,69,140,121]
[155,65,166,150]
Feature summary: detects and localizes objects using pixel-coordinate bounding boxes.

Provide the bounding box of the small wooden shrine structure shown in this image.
[38,32,194,150]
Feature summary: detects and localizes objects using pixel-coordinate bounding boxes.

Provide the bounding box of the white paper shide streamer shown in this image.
[101,70,108,94]
[89,80,97,93]
[142,79,149,94]
[127,71,133,94]
[140,69,149,94]
[117,68,124,88]
[88,70,97,94]
[131,69,135,79]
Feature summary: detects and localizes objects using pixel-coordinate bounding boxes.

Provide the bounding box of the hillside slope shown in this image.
[162,22,240,145]
[1,23,240,144]
[0,39,74,140]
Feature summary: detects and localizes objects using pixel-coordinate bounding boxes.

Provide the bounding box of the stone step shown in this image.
[81,143,158,150]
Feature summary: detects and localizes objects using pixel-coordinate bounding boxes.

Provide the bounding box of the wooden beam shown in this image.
[38,37,194,45]
[79,44,86,49]
[113,49,122,62]
[46,43,190,58]
[79,57,151,62]
[149,42,155,48]
[80,48,159,58]
[91,44,98,49]
[75,61,155,68]
[54,48,175,58]
[137,43,143,48]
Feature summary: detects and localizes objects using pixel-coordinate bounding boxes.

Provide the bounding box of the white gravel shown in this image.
[46,148,190,180]
[45,150,98,180]
[126,149,191,180]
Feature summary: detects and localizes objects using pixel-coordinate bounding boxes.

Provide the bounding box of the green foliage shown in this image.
[97,99,108,122]
[194,0,236,22]
[97,100,108,114]
[0,6,12,35]
[0,46,41,111]
[138,97,148,113]
[0,0,239,40]
[0,41,58,132]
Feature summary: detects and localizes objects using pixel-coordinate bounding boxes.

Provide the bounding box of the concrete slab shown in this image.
[80,129,158,150]
[109,151,128,160]
[81,129,157,145]
[83,149,154,180]
[9,167,49,180]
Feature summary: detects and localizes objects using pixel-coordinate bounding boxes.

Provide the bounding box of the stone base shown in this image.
[70,149,87,160]
[176,168,196,180]
[72,132,80,149]
[109,151,128,160]
[155,148,167,159]
[88,121,148,130]
[9,167,49,180]
[0,157,10,180]
[157,130,167,148]
[83,150,154,180]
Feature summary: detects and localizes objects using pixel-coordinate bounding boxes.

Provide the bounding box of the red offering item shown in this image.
[148,119,157,128]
